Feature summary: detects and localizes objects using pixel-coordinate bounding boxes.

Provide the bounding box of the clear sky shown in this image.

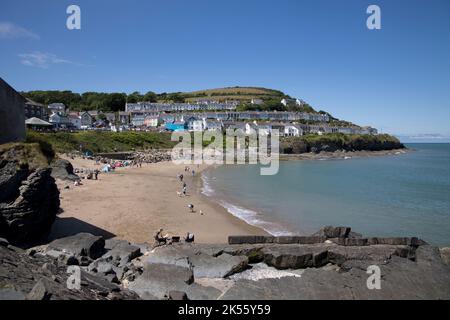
[1,0,449,139]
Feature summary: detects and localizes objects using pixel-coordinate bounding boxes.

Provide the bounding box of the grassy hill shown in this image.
[183,86,288,103]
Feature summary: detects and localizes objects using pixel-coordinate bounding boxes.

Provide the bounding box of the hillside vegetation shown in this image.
[0,142,54,170]
[281,133,404,154]
[26,131,176,154]
[184,87,287,102]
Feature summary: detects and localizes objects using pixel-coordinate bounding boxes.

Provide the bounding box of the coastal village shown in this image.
[21,84,378,137]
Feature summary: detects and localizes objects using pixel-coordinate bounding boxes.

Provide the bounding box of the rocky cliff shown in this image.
[0,143,60,245]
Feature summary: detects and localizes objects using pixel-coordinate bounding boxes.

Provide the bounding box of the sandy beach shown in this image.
[50,155,267,244]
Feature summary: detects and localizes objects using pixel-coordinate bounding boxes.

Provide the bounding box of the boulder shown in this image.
[312,226,351,238]
[189,253,248,278]
[0,165,60,245]
[0,237,9,247]
[48,233,105,260]
[0,244,139,300]
[168,290,189,300]
[50,159,80,181]
[128,263,194,299]
[147,245,248,278]
[26,279,52,300]
[102,239,141,266]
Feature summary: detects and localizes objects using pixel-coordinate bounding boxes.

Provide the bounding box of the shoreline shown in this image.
[197,147,415,240]
[280,148,410,161]
[50,147,411,245]
[50,155,268,245]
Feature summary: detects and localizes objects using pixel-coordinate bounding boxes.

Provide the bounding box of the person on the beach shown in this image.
[182,186,187,196]
[188,204,194,212]
[192,170,195,177]
[94,169,99,180]
[154,228,167,245]
[184,232,195,243]
[180,174,184,182]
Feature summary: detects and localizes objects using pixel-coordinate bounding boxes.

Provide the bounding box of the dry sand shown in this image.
[50,155,267,244]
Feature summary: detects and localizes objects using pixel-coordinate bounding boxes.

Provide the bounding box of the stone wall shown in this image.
[0,77,26,144]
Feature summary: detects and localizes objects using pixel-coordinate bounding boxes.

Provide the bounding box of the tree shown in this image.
[143,91,157,102]
[127,91,143,103]
[103,93,126,112]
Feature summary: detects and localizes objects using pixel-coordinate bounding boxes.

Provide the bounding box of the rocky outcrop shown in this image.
[0,162,59,245]
[2,228,449,300]
[47,233,106,260]
[50,159,80,181]
[0,241,139,300]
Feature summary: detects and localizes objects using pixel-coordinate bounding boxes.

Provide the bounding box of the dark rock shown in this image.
[48,233,105,260]
[50,159,80,181]
[168,290,189,300]
[330,238,369,246]
[348,231,363,239]
[0,166,59,245]
[147,245,248,278]
[26,279,52,300]
[367,237,427,246]
[262,246,316,269]
[128,263,194,299]
[0,243,140,300]
[104,274,120,284]
[102,240,141,266]
[297,236,327,244]
[228,236,269,245]
[221,253,450,300]
[312,226,351,238]
[0,237,9,247]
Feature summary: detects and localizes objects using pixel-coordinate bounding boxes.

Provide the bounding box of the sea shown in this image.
[202,143,450,246]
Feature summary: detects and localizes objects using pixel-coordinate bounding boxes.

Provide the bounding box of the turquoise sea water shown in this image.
[202,144,450,246]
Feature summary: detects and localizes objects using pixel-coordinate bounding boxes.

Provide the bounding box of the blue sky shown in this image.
[1,0,449,139]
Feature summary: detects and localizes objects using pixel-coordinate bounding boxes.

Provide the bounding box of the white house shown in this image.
[284,124,303,137]
[281,98,288,107]
[48,103,66,114]
[245,121,274,136]
[49,112,70,128]
[338,127,354,134]
[203,119,223,131]
[185,116,204,132]
[144,116,159,127]
[68,114,81,129]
